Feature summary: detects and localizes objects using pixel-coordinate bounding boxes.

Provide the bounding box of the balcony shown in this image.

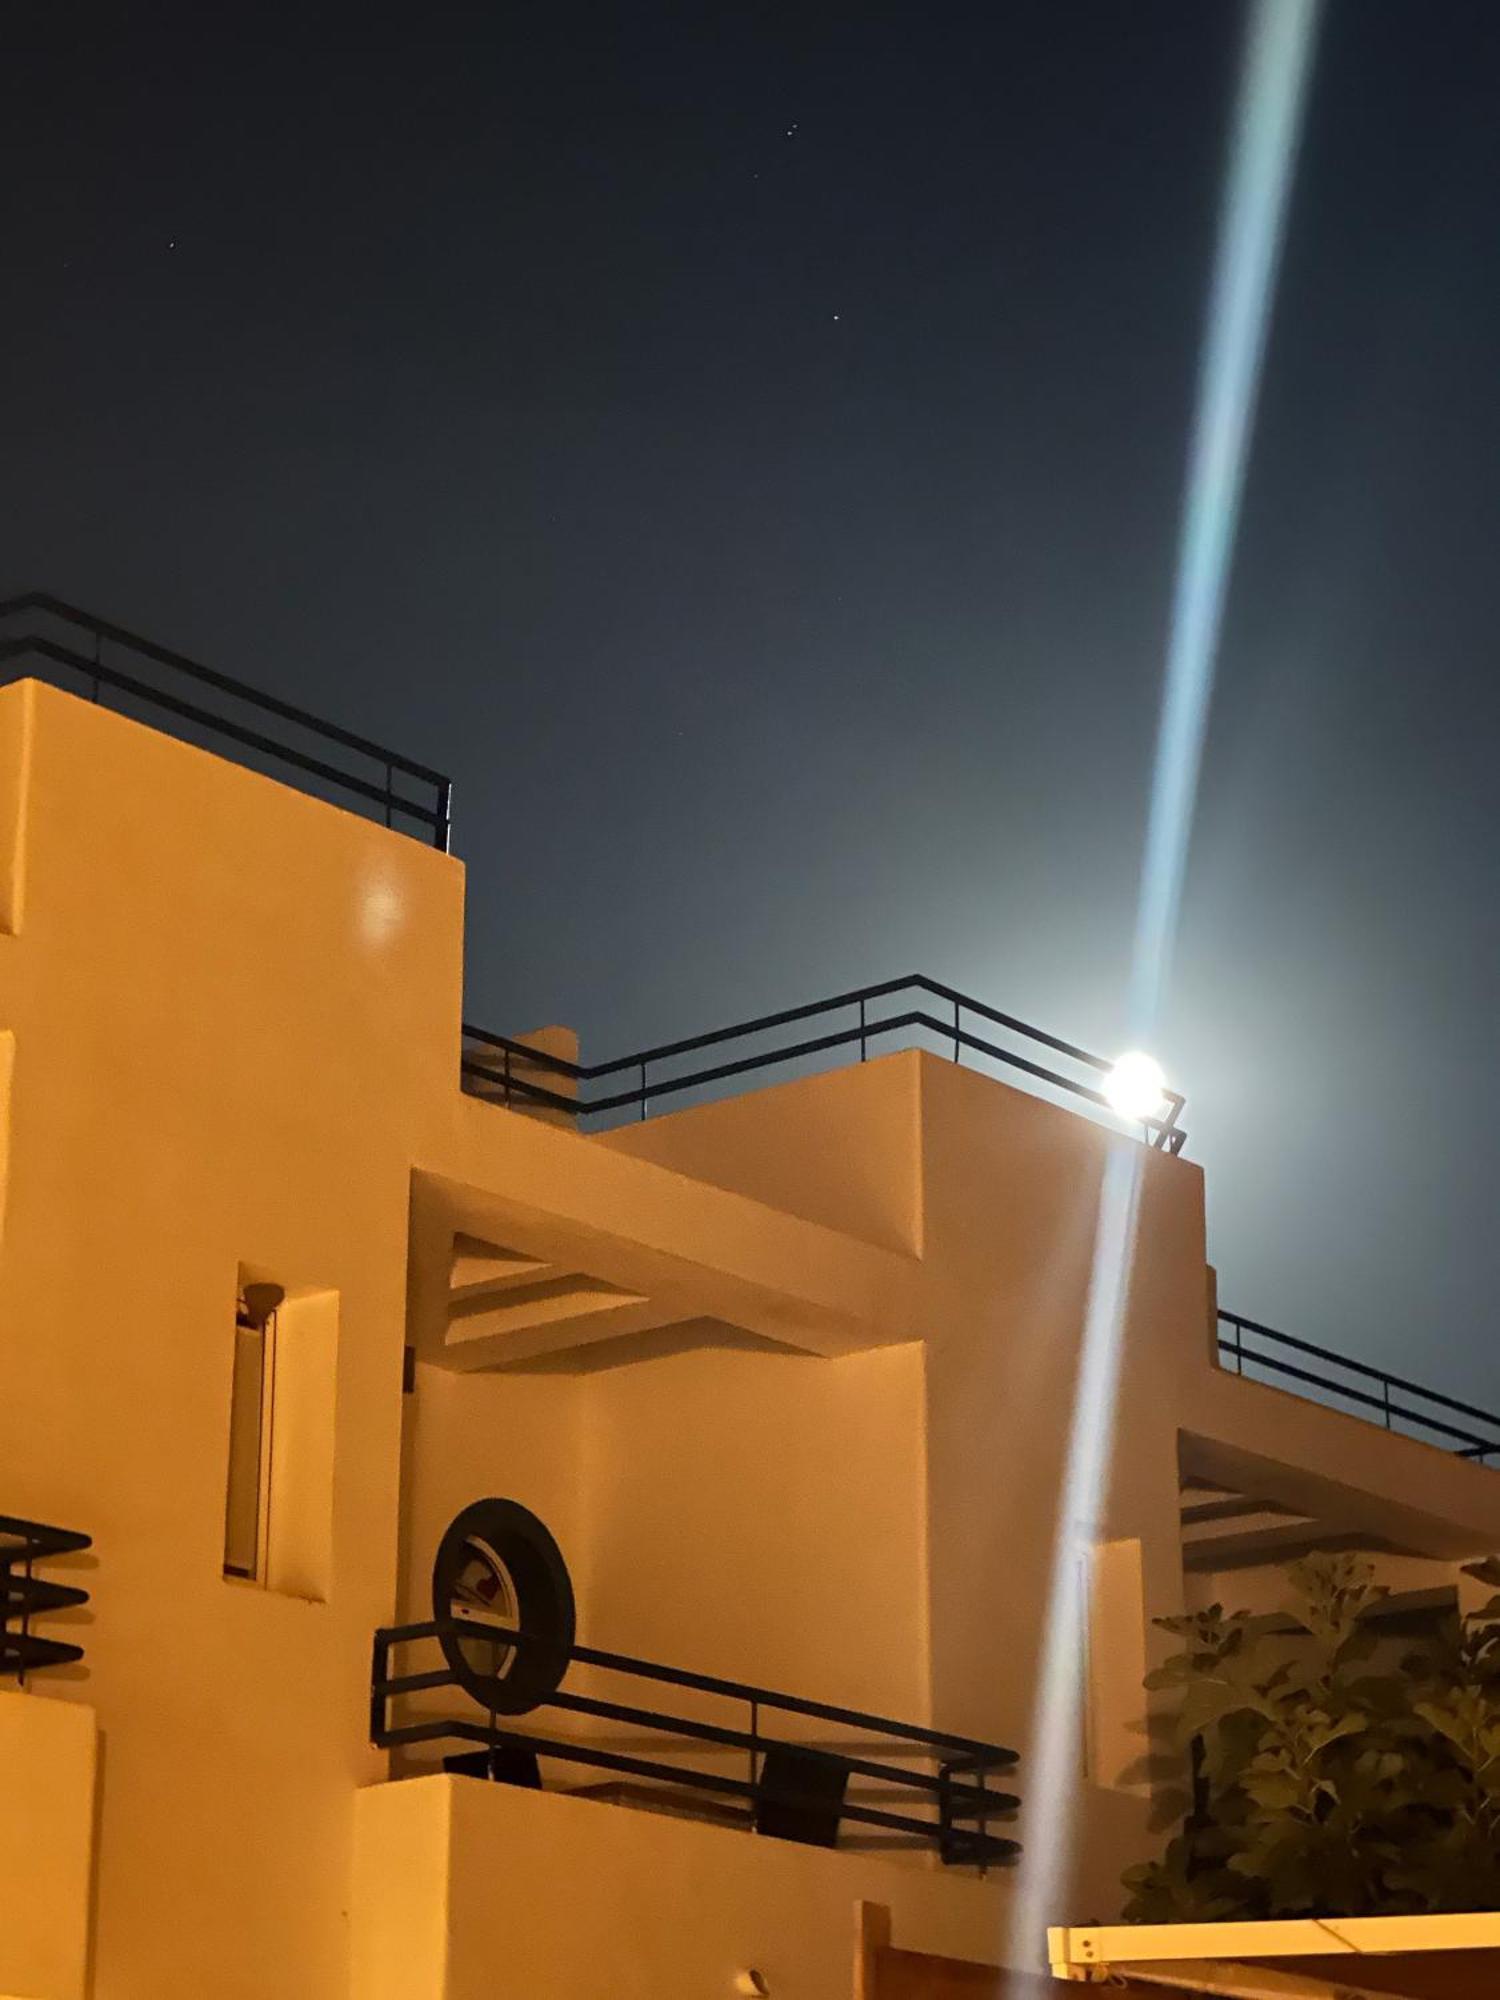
[1215,1310,1500,1463]
[0,1511,92,1679]
[351,1775,1012,2000]
[371,1620,1019,1872]
[0,592,451,849]
[0,1513,96,2000]
[359,1484,1020,1999]
[462,974,1189,1153]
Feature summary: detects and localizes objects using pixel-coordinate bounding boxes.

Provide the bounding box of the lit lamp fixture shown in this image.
[1102,1050,1169,1126]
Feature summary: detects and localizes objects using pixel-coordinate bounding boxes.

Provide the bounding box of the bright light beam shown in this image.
[1007,1138,1144,1963]
[1129,0,1323,1043]
[1008,1,1323,1966]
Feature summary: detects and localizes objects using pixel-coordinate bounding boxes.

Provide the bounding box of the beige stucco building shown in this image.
[1,625,1497,1999]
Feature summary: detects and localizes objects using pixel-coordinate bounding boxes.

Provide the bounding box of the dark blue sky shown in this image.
[4,5,1498,1405]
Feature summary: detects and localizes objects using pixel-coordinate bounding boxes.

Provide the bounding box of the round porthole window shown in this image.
[432,1498,575,1715]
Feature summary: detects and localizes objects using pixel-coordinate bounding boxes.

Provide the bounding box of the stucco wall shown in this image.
[398,1360,587,1628]
[0,681,465,1997]
[352,1774,1009,2000]
[0,1688,97,2000]
[398,1336,930,1748]
[579,1337,930,1721]
[9,676,1498,1994]
[600,1054,925,1256]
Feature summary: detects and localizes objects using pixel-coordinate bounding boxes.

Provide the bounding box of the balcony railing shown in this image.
[463,974,1189,1152]
[1217,1311,1500,1463]
[0,1513,92,1680]
[0,593,451,850]
[372,1619,1020,1869]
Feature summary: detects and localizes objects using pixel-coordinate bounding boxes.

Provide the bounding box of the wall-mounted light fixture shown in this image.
[241,1281,285,1330]
[1102,1050,1168,1126]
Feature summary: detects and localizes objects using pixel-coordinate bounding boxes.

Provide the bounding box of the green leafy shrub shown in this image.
[1123,1552,1500,1920]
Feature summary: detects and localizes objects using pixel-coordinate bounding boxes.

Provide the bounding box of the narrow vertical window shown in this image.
[223,1280,283,1581]
[0,1031,14,1251]
[222,1269,337,1600]
[1084,1537,1149,1795]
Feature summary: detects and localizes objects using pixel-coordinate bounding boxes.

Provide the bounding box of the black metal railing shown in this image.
[1217,1312,1500,1463]
[462,974,1188,1152]
[0,593,451,850]
[0,1513,91,1680]
[372,1618,1020,1868]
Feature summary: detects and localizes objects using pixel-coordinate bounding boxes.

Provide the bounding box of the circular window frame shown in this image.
[432,1498,575,1715]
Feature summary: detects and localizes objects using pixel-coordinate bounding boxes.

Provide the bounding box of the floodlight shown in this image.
[1103,1051,1168,1125]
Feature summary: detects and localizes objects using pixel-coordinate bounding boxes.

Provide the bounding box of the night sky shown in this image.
[5,7,1498,1407]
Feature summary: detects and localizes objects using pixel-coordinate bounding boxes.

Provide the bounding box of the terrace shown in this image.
[4,591,1494,1472]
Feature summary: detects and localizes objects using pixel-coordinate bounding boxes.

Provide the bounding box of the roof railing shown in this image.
[1217,1311,1500,1463]
[0,593,452,850]
[462,974,1188,1152]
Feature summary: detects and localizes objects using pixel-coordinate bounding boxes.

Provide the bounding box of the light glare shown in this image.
[1103,1050,1168,1125]
[1006,0,1323,1969]
[1006,1144,1145,1963]
[1128,0,1322,1042]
